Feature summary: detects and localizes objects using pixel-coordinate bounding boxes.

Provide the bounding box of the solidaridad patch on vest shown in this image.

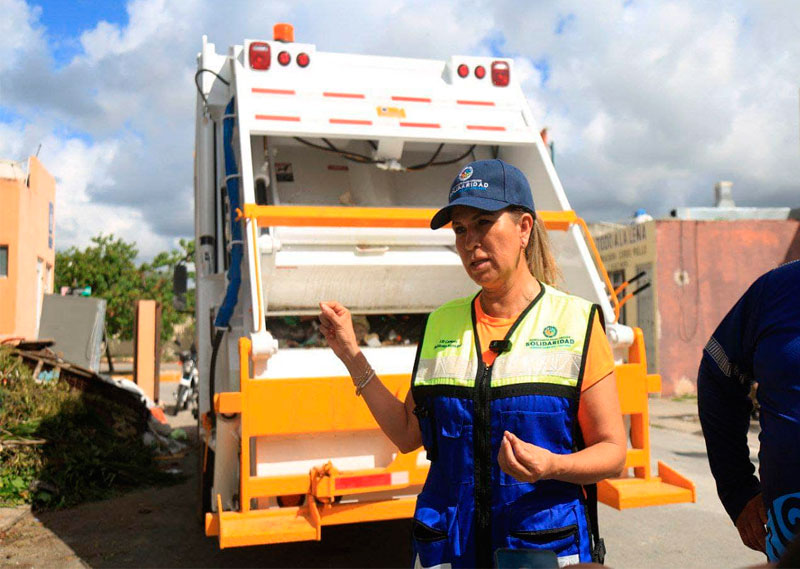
[434,338,463,350]
[525,326,575,349]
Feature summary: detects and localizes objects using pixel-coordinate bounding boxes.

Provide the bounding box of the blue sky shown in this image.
[0,0,798,260]
[33,0,128,64]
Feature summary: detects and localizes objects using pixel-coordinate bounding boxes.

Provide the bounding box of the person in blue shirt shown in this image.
[698,260,800,562]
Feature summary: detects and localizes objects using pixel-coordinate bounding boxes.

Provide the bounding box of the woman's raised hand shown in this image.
[319,301,360,364]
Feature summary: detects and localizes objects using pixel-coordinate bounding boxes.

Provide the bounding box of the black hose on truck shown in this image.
[208,328,225,419]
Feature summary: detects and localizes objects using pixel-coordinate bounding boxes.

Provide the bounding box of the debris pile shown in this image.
[265,313,427,348]
[0,346,181,510]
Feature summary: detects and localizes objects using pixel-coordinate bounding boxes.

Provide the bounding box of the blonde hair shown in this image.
[509,207,562,286]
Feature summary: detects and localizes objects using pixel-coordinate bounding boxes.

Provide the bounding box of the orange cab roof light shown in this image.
[273,23,294,43]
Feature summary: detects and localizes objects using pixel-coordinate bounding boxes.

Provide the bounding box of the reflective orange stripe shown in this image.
[255,115,300,122]
[252,88,296,95]
[323,92,365,99]
[335,473,391,490]
[457,100,495,106]
[334,471,409,490]
[399,122,440,128]
[391,96,431,103]
[467,125,506,131]
[329,118,373,125]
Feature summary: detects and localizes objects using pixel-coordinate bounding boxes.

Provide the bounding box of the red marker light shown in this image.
[278,51,291,66]
[474,65,486,79]
[491,61,509,86]
[249,42,270,70]
[297,52,310,68]
[457,64,469,78]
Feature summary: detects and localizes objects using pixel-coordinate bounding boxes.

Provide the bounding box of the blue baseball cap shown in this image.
[430,159,536,229]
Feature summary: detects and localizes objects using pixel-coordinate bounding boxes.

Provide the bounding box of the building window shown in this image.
[0,245,7,277]
[49,202,54,249]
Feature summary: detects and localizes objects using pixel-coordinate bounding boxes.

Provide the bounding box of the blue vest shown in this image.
[411,285,600,568]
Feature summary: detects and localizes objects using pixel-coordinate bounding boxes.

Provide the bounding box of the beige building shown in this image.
[0,157,56,340]
[593,221,658,374]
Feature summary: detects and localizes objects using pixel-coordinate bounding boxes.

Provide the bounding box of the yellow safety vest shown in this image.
[410,283,601,568]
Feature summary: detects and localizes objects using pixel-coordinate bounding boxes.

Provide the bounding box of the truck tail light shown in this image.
[297,52,310,67]
[457,64,469,78]
[474,65,486,79]
[491,61,509,86]
[249,42,270,70]
[278,51,291,66]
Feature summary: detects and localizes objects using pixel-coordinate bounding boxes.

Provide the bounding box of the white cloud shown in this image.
[0,0,43,72]
[1,0,798,261]
[492,0,800,217]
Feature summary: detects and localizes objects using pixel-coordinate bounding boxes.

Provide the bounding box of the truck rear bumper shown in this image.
[205,495,417,548]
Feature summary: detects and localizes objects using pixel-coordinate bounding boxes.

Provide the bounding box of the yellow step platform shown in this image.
[598,461,696,509]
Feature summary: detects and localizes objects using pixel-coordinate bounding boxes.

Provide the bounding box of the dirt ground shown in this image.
[0,391,766,569]
[0,387,412,569]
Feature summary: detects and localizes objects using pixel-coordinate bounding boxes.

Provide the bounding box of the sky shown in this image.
[1,0,798,260]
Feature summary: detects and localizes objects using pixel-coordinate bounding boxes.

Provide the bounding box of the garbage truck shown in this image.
[192,23,695,549]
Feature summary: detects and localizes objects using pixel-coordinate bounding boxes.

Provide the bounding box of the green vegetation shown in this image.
[671,393,698,402]
[54,234,195,342]
[0,347,178,509]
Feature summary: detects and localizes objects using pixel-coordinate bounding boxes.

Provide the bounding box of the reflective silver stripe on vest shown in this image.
[414,355,478,388]
[491,350,582,387]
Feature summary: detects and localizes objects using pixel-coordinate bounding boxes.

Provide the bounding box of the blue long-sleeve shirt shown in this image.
[697,260,800,524]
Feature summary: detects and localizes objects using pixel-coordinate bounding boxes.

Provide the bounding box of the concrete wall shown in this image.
[0,157,56,340]
[655,219,800,395]
[0,165,22,338]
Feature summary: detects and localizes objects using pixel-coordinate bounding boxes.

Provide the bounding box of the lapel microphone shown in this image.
[489,340,512,354]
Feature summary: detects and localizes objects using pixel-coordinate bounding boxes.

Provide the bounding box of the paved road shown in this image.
[600,397,764,568]
[0,392,767,568]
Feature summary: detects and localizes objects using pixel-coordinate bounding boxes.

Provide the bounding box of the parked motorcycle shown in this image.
[170,341,198,417]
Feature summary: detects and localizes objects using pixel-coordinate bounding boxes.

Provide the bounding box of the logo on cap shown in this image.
[459,166,473,181]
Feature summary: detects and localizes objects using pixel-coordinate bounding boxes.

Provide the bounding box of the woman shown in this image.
[319,159,626,568]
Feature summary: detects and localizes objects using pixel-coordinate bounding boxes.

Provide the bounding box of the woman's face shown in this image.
[451,206,528,289]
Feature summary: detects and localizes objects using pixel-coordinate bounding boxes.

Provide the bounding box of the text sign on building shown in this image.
[594,222,653,263]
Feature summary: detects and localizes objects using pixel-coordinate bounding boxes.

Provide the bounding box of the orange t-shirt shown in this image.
[474,296,615,390]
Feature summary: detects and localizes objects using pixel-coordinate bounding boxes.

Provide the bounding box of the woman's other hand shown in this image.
[319,301,359,364]
[498,374,626,486]
[498,431,556,483]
